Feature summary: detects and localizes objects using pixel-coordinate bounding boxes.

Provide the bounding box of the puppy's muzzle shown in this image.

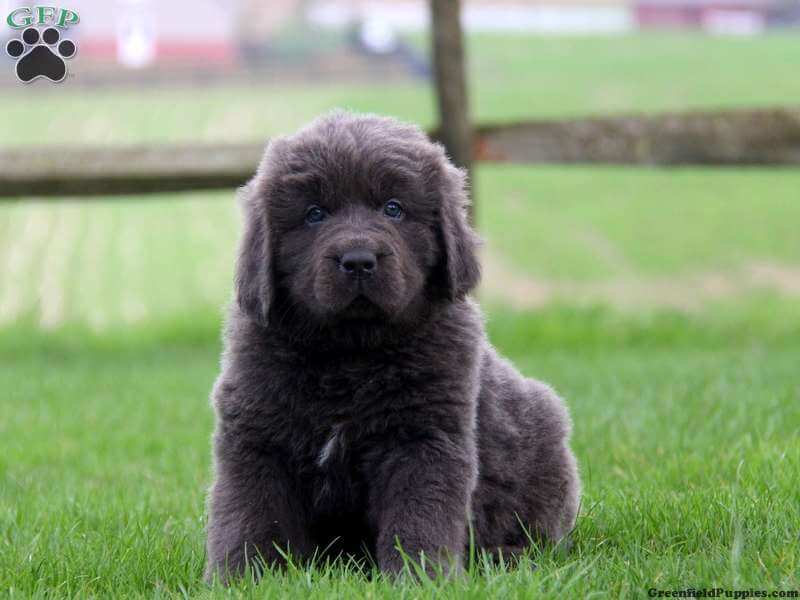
[338,249,377,278]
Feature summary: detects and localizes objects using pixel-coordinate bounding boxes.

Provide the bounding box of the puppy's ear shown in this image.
[234,179,273,326]
[437,163,481,299]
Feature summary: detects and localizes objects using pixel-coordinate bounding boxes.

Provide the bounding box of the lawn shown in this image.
[1,32,799,598]
[1,164,798,596]
[2,166,798,328]
[1,311,798,597]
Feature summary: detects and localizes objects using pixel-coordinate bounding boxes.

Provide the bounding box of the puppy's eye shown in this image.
[383,200,403,219]
[305,205,327,225]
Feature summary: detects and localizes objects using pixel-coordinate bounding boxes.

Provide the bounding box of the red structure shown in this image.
[635,0,796,32]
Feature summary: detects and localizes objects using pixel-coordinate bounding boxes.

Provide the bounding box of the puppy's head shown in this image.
[235,112,480,331]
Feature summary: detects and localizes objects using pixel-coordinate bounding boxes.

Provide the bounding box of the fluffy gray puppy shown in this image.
[205,111,580,582]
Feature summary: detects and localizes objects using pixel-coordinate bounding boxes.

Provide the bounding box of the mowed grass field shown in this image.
[1,34,799,597]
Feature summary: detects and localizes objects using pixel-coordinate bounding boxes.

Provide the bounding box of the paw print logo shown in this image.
[5,27,76,83]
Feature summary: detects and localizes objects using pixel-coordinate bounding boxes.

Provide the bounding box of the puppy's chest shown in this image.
[293,372,387,474]
[288,357,410,426]
[286,363,407,511]
[286,412,380,518]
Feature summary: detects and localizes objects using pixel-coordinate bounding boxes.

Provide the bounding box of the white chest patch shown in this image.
[317,426,342,468]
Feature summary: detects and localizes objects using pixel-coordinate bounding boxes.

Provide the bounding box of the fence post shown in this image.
[430,0,474,219]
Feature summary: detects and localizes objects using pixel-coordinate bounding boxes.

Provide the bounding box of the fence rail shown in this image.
[472,107,800,166]
[1,107,798,199]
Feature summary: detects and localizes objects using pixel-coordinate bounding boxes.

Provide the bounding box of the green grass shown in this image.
[2,165,798,329]
[1,313,798,597]
[1,34,799,146]
[1,31,799,598]
[1,167,798,595]
[476,166,800,278]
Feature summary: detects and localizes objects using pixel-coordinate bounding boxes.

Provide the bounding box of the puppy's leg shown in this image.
[473,378,580,560]
[519,381,580,544]
[205,449,310,584]
[368,438,476,576]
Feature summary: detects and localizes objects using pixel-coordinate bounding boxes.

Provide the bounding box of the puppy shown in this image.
[205,112,579,581]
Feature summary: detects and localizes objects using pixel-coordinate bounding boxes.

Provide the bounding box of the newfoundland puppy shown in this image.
[205,112,579,581]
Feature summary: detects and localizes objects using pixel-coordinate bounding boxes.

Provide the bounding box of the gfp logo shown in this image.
[5,6,79,83]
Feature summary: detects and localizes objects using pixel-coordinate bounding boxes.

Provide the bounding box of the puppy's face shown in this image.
[270,145,436,322]
[236,113,480,331]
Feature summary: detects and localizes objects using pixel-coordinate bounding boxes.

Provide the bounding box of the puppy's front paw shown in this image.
[378,542,463,580]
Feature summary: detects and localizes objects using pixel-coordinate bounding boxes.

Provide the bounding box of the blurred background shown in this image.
[1,1,798,594]
[1,0,799,330]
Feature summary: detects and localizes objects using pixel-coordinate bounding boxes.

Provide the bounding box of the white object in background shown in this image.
[703,10,765,36]
[307,1,634,34]
[116,0,156,69]
[359,18,399,54]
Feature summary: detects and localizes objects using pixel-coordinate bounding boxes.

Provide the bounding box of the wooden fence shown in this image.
[1,107,798,199]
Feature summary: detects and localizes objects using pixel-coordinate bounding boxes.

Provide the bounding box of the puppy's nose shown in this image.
[339,249,377,276]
